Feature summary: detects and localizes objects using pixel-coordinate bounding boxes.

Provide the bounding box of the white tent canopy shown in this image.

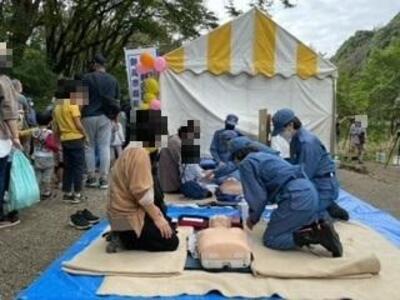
[161,8,337,155]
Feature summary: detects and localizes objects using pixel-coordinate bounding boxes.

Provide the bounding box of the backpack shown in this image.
[45,133,59,153]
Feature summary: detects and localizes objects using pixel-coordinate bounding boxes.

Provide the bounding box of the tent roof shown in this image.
[165,8,337,79]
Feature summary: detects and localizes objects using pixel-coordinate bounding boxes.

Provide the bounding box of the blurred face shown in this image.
[70,85,88,106]
[0,42,13,73]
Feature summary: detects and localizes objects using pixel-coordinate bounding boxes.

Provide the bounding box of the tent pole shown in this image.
[331,78,337,155]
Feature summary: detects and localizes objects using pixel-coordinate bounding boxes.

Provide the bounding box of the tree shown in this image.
[225,0,295,17]
[1,0,219,75]
[358,40,400,134]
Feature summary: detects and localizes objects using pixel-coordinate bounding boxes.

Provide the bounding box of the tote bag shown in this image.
[8,150,40,211]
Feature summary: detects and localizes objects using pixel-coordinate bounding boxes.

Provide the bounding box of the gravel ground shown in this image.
[1,162,399,300]
[0,188,108,300]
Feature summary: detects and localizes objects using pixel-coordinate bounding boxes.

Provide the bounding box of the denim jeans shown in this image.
[62,139,85,193]
[82,115,112,179]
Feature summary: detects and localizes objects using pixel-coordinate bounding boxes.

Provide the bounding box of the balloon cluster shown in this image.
[137,52,168,75]
[139,77,161,110]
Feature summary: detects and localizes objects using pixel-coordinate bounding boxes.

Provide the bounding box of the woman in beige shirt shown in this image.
[107,146,179,251]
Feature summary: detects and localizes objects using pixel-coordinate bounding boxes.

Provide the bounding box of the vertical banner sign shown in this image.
[124,47,157,108]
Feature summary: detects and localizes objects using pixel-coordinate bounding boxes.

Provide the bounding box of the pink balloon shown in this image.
[150,99,161,110]
[136,62,150,75]
[154,56,168,72]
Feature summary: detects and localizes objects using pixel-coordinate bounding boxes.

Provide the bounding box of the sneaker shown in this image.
[327,202,350,221]
[80,209,100,224]
[293,221,343,257]
[99,178,109,189]
[69,212,92,230]
[63,193,80,204]
[74,193,87,203]
[86,176,98,188]
[0,211,21,229]
[41,191,52,200]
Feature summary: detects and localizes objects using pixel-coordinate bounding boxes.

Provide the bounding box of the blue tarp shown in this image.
[17,190,400,300]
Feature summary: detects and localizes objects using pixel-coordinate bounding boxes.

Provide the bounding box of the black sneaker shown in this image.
[99,178,109,189]
[0,211,20,229]
[63,193,80,204]
[86,176,98,188]
[69,212,92,230]
[327,202,349,221]
[293,221,343,257]
[315,222,343,257]
[81,209,100,224]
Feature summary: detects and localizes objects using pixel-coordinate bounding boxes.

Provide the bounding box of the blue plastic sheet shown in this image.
[17,190,400,300]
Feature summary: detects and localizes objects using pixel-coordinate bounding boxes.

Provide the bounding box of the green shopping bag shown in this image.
[8,150,40,211]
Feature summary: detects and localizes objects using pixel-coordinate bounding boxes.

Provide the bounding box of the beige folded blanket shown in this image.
[251,221,381,278]
[97,222,400,300]
[62,226,192,276]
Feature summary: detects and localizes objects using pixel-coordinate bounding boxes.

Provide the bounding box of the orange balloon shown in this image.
[140,52,155,69]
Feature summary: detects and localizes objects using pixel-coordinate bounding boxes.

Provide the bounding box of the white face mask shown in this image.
[280,128,293,142]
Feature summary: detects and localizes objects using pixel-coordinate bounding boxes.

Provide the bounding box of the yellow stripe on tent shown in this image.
[253,10,276,76]
[296,43,318,79]
[165,47,185,73]
[207,23,232,75]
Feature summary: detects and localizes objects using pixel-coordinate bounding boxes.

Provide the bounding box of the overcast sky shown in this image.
[206,0,400,56]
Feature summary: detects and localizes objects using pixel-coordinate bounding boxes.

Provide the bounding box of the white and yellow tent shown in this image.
[161,8,337,153]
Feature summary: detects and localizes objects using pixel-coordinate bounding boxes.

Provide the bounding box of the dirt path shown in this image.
[1,163,399,300]
[337,162,400,218]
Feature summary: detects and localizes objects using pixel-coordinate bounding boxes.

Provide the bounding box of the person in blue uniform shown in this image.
[230,138,343,257]
[210,129,241,183]
[271,109,349,221]
[213,135,280,180]
[210,114,242,165]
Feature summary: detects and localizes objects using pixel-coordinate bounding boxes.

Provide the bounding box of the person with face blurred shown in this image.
[0,42,23,229]
[53,79,88,206]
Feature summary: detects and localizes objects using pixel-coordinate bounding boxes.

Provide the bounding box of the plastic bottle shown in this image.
[238,198,249,229]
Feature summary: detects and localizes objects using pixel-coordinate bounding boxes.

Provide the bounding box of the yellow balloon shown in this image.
[143,93,156,103]
[139,102,150,110]
[144,78,159,95]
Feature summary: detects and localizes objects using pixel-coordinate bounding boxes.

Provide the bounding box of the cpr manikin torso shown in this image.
[197,215,252,270]
[219,178,243,195]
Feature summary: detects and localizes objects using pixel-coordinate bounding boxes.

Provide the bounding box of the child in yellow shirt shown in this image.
[53,79,88,204]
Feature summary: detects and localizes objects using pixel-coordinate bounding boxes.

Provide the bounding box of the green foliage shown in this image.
[12,48,57,111]
[335,13,400,150]
[1,0,294,111]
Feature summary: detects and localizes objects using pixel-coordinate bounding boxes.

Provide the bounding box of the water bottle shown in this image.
[238,198,249,229]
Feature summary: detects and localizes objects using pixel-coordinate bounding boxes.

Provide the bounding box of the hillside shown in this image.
[332,12,400,143]
[332,12,400,76]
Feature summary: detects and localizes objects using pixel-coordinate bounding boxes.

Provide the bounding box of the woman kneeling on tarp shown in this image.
[106,146,179,252]
[230,137,343,257]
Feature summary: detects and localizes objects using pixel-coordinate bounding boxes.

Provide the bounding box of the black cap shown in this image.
[93,53,106,66]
